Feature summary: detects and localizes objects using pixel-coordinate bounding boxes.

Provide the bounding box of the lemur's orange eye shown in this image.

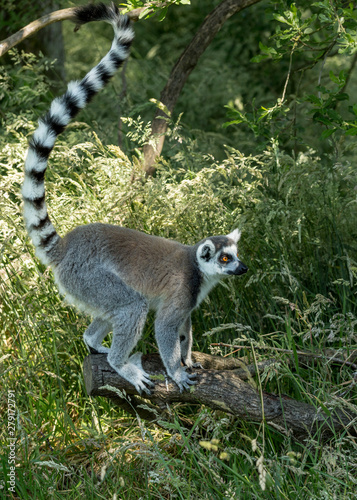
[237,253,239,258]
[222,256,228,262]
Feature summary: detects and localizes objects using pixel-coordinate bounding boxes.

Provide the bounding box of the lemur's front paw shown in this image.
[172,366,198,392]
[182,358,204,370]
[109,352,155,395]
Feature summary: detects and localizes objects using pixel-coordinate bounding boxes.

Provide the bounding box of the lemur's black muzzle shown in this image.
[230,261,248,276]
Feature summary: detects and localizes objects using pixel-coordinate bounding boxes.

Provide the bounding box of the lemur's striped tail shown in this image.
[22,3,134,266]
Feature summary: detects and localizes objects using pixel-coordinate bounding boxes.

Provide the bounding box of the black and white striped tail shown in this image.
[22,3,134,266]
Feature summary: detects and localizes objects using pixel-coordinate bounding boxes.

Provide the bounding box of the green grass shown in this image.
[1,137,357,499]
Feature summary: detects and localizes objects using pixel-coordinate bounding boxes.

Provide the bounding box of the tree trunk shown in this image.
[142,0,262,174]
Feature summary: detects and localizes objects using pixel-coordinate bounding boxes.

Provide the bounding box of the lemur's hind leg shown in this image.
[83,318,111,354]
[108,298,154,394]
[59,266,153,393]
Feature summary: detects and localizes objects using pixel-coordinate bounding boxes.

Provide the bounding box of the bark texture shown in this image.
[83,351,355,440]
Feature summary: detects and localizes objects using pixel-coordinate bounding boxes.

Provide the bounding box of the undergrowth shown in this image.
[1,50,357,499]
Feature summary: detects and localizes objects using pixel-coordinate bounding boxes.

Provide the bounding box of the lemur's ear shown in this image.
[197,240,215,261]
[227,228,241,244]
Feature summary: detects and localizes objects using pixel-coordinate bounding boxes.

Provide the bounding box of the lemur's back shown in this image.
[57,223,196,303]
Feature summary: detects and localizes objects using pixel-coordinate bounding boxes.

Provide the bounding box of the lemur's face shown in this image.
[196,229,248,278]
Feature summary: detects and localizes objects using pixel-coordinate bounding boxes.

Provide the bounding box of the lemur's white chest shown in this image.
[196,275,220,307]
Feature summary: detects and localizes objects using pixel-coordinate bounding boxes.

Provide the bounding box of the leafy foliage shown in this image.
[122,0,191,20]
[225,0,357,150]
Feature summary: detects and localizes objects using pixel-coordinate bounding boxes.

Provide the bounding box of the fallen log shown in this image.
[83,352,356,440]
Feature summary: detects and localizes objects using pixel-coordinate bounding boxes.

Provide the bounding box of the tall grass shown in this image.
[1,53,357,499]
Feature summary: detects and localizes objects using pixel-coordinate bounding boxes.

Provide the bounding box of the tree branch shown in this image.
[142,0,262,174]
[83,352,356,440]
[0,6,147,58]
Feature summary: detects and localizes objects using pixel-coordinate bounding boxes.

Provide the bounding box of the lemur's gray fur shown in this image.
[22,3,248,394]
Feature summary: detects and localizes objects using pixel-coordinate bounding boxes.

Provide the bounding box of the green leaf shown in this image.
[329,71,340,84]
[139,7,151,19]
[321,128,336,138]
[326,108,343,122]
[223,119,244,128]
[273,14,290,25]
[314,114,332,126]
[345,127,357,135]
[258,42,277,55]
[251,54,270,63]
[306,94,322,106]
[335,93,349,101]
[157,6,168,22]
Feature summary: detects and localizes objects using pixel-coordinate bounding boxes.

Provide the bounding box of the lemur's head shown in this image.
[196,229,248,278]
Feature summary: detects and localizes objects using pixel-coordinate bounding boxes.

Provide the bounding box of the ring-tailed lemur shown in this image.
[22,2,248,394]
